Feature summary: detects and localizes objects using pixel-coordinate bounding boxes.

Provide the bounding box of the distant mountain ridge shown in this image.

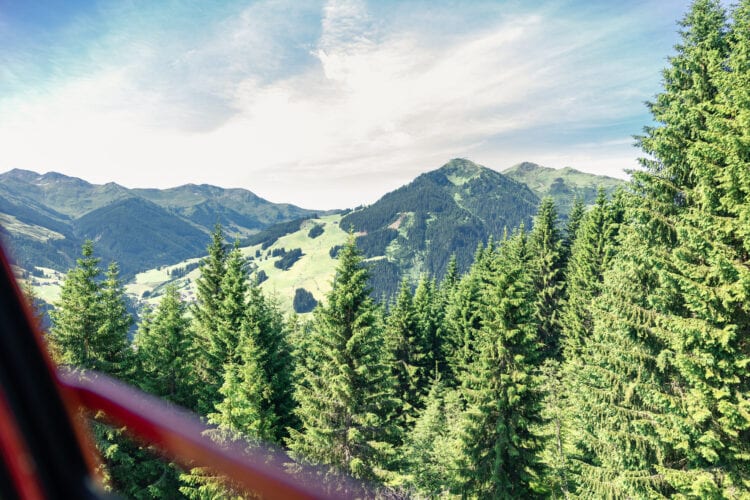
[503,162,624,215]
[2,160,626,304]
[0,169,317,276]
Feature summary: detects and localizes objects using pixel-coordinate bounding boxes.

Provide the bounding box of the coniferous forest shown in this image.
[37,1,750,497]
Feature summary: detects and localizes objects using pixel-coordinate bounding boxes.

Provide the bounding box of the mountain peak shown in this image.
[437,158,485,185]
[1,168,44,182]
[506,162,548,174]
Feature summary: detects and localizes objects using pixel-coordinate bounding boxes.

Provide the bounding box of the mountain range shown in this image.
[0,159,624,310]
[0,169,315,276]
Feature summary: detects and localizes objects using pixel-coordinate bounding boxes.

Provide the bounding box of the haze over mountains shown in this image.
[0,159,623,309]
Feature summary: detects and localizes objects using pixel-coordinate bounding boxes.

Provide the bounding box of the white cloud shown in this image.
[0,0,666,208]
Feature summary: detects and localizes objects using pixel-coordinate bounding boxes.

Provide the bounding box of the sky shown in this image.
[0,0,696,209]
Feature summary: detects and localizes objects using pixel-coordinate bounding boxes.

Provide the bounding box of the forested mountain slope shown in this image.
[341,158,539,296]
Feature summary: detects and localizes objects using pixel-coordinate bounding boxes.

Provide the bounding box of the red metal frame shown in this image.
[57,370,331,500]
[0,385,45,500]
[0,242,352,499]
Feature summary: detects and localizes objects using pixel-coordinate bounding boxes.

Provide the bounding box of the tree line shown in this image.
[40,1,750,497]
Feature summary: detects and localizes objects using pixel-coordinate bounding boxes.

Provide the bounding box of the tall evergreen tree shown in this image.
[48,242,150,497]
[543,190,624,497]
[135,285,195,409]
[245,285,297,442]
[98,262,135,380]
[568,2,742,496]
[287,237,397,486]
[192,223,228,413]
[560,189,624,353]
[413,276,444,385]
[561,196,586,267]
[443,241,500,385]
[384,278,425,435]
[180,333,277,500]
[528,197,565,359]
[403,376,463,497]
[455,231,545,498]
[48,240,104,369]
[211,243,249,369]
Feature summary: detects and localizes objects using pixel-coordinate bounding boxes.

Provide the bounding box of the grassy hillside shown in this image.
[125,213,348,314]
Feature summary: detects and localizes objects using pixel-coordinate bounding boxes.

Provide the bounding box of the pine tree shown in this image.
[443,241,500,385]
[528,197,565,359]
[568,2,740,496]
[287,237,397,486]
[564,196,586,249]
[384,278,425,435]
[211,243,249,368]
[560,189,623,354]
[48,242,157,497]
[441,254,459,291]
[98,262,134,380]
[181,334,278,500]
[403,376,463,497]
[135,285,195,409]
[648,0,750,492]
[413,276,444,386]
[245,285,297,442]
[192,223,228,413]
[48,240,104,369]
[455,231,545,498]
[544,190,623,497]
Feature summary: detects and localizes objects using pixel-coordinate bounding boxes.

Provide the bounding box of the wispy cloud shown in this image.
[0,0,684,208]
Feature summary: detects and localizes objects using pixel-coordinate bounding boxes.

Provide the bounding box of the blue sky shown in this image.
[0,0,694,208]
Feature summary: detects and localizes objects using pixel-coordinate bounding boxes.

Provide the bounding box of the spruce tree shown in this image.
[649,0,750,492]
[287,237,396,486]
[135,285,195,409]
[245,285,296,442]
[412,276,443,386]
[528,197,565,359]
[211,243,249,368]
[544,190,623,497]
[192,223,228,413]
[568,2,740,496]
[98,262,134,380]
[48,240,104,369]
[384,278,425,435]
[560,189,623,353]
[443,241,499,385]
[403,376,463,497]
[455,231,545,498]
[180,333,277,500]
[561,196,586,268]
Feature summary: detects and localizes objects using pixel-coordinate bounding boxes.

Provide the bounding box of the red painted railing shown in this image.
[0,242,356,499]
[57,370,341,499]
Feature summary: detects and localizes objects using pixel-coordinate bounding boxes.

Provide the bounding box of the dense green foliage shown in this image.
[273,247,303,270]
[40,3,750,497]
[307,223,324,239]
[292,287,318,313]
